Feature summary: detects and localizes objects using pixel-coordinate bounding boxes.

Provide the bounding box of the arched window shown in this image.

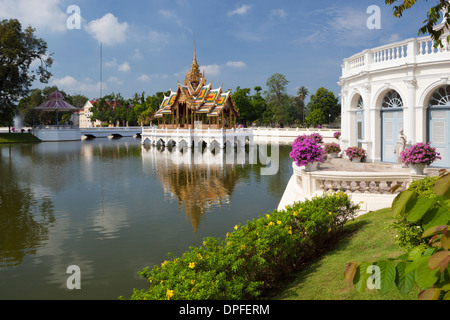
[357,96,364,110]
[429,85,450,107]
[382,90,403,109]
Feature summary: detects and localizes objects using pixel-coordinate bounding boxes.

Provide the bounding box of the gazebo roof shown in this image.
[35,91,79,112]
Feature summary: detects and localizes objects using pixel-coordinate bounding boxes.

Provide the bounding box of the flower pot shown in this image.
[409,163,426,175]
[351,157,361,163]
[304,162,319,172]
[328,152,338,159]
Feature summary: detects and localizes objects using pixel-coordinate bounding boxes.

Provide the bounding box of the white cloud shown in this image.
[228,5,252,16]
[295,7,380,47]
[130,48,143,60]
[270,9,287,19]
[51,75,105,97]
[138,74,151,82]
[84,13,129,46]
[118,62,130,72]
[159,9,177,19]
[200,65,221,77]
[226,61,247,68]
[105,58,118,68]
[107,76,124,85]
[0,0,67,33]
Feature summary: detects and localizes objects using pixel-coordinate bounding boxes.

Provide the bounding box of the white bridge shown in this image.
[141,127,254,148]
[80,127,143,139]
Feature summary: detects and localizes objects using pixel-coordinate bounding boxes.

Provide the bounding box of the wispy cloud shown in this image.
[226,61,247,68]
[228,5,252,17]
[270,9,287,19]
[51,75,105,96]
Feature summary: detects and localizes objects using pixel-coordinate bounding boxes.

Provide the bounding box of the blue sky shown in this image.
[0,0,434,101]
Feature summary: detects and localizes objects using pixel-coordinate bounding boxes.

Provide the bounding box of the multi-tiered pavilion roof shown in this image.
[154,47,239,129]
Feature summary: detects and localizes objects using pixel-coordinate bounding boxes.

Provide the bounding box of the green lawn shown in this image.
[0,133,41,144]
[272,208,420,300]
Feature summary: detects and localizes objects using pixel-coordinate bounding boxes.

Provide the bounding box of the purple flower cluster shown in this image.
[345,146,366,160]
[295,133,323,144]
[290,136,325,167]
[323,142,341,154]
[334,131,341,139]
[400,142,441,166]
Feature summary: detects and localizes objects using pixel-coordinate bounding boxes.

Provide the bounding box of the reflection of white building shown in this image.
[339,18,450,168]
[78,101,102,128]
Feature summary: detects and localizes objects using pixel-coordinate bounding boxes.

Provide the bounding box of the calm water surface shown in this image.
[0,137,292,299]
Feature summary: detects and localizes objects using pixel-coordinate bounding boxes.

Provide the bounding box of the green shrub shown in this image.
[407,176,439,198]
[391,176,440,249]
[129,192,359,300]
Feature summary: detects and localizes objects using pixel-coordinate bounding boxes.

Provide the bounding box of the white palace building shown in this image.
[339,16,450,168]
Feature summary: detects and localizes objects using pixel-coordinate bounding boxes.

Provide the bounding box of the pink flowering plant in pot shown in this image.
[334,131,341,139]
[344,146,366,160]
[400,142,441,166]
[323,142,341,154]
[294,133,323,145]
[290,137,325,167]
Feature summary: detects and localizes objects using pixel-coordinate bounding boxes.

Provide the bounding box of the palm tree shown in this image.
[297,86,309,125]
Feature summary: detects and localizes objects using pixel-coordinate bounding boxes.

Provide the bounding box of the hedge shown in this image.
[127,192,360,300]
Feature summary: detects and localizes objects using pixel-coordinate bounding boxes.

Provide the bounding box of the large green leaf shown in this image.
[405,197,436,223]
[391,191,416,218]
[353,262,373,293]
[434,172,450,198]
[395,262,415,295]
[415,259,440,289]
[422,208,450,231]
[377,260,396,294]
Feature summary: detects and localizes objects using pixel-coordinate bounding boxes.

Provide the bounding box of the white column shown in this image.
[361,84,372,161]
[405,79,417,145]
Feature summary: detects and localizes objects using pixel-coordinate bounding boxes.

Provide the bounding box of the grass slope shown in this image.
[0,133,41,144]
[272,208,420,300]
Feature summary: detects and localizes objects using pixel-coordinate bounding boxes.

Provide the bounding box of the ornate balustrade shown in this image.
[278,162,426,213]
[343,35,450,78]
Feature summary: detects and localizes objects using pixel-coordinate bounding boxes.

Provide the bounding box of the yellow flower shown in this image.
[189,262,196,269]
[191,280,195,285]
[161,260,169,267]
[166,289,174,300]
[288,226,292,235]
[198,253,202,260]
[293,211,298,216]
[226,232,230,237]
[266,214,271,219]
[234,225,239,230]
[241,245,246,250]
[329,212,332,215]
[267,221,275,227]
[277,220,282,225]
[328,228,332,232]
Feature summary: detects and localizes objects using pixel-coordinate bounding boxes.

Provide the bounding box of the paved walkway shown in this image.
[319,157,443,175]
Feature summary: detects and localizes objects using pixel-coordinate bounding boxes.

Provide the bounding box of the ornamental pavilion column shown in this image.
[405,79,417,145]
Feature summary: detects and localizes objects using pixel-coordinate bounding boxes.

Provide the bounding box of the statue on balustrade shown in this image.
[393,129,407,164]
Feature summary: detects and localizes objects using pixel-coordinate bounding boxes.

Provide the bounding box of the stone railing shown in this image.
[342,34,450,78]
[286,162,425,213]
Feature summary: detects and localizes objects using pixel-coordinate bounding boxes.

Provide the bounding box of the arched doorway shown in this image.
[428,85,450,167]
[356,96,364,148]
[381,90,404,163]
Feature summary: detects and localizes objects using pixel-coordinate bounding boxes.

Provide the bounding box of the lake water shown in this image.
[0,137,293,299]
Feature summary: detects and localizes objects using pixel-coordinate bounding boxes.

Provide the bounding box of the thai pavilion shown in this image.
[154,49,239,129]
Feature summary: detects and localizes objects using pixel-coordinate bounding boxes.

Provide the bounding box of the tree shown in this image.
[385,0,450,48]
[0,19,53,130]
[265,73,292,127]
[233,87,253,127]
[297,86,309,125]
[306,87,340,126]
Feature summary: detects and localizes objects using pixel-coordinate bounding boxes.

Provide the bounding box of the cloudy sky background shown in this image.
[0,0,434,101]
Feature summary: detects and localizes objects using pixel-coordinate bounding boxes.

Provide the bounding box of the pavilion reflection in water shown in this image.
[141,145,248,233]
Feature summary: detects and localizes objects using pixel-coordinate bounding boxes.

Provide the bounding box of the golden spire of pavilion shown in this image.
[186,33,203,91]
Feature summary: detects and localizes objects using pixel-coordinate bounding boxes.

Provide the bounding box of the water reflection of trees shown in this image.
[142,146,240,233]
[0,146,55,267]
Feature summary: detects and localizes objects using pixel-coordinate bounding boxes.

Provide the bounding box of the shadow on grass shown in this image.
[263,218,371,299]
